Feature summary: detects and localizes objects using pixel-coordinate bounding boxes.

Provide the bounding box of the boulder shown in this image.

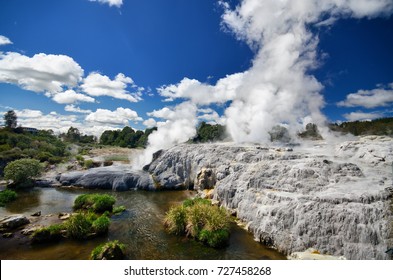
[57,166,155,191]
[194,167,216,190]
[0,215,30,232]
[92,242,125,260]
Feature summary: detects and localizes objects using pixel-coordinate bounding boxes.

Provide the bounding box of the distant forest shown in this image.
[329,117,393,136]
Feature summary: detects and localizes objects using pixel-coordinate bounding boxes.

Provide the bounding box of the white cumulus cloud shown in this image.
[88,0,123,8]
[0,35,12,46]
[51,90,95,104]
[85,107,143,126]
[64,104,92,114]
[157,72,245,105]
[337,84,393,108]
[143,118,157,128]
[0,52,83,93]
[14,109,79,133]
[343,111,383,122]
[81,72,142,102]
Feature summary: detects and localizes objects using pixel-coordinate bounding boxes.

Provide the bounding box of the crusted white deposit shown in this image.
[147,136,393,259]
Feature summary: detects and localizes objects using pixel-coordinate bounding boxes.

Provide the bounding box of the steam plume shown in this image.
[137,0,393,167]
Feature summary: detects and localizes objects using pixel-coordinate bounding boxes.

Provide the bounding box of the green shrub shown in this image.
[0,189,17,207]
[64,213,92,240]
[90,240,125,260]
[164,205,187,235]
[198,229,230,248]
[31,224,64,244]
[4,158,42,187]
[182,197,211,207]
[74,194,116,213]
[75,154,84,164]
[92,215,110,235]
[54,211,110,240]
[164,198,231,248]
[84,159,94,169]
[37,151,54,162]
[112,205,126,215]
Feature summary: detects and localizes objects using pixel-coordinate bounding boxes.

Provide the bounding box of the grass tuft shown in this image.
[164,198,230,248]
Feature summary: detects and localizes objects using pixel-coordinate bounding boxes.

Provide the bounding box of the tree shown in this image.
[4,110,17,129]
[66,127,81,142]
[193,122,226,143]
[4,158,42,187]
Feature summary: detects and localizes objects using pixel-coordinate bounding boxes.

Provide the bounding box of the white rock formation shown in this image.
[147,136,393,259]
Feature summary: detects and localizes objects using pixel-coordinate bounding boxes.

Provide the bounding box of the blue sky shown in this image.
[0,0,392,138]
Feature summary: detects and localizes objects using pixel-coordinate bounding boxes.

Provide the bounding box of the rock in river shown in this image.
[57,166,154,191]
[0,215,30,232]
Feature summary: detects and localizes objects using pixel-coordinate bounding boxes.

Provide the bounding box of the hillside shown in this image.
[329,117,393,136]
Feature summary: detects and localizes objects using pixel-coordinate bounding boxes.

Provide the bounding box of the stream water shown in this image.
[0,187,286,260]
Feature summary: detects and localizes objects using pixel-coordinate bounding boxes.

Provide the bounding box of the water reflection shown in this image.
[0,187,286,260]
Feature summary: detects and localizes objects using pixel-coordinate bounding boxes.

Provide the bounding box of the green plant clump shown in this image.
[92,215,110,235]
[74,194,116,213]
[31,224,64,244]
[84,159,94,169]
[112,205,126,215]
[64,212,110,240]
[164,198,231,248]
[90,240,126,260]
[4,158,42,187]
[0,189,17,207]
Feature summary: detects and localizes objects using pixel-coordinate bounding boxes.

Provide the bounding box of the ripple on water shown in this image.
[0,187,286,260]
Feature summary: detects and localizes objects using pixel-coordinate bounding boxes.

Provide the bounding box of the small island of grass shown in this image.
[164,198,231,248]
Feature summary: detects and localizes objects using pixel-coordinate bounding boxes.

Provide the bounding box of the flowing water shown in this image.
[0,187,286,260]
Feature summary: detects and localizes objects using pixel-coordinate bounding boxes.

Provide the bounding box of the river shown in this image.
[0,187,286,260]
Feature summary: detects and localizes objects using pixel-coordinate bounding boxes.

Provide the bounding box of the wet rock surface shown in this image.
[57,166,154,191]
[0,215,30,232]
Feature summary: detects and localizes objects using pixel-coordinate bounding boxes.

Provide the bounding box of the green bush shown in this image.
[84,159,94,169]
[164,205,187,235]
[164,198,231,248]
[64,213,92,240]
[90,240,125,260]
[31,224,64,244]
[4,158,42,187]
[92,215,110,235]
[0,189,17,207]
[75,154,84,164]
[73,194,116,213]
[60,211,112,240]
[198,229,230,248]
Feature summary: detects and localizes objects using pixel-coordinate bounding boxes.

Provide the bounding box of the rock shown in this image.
[288,248,346,260]
[147,137,393,259]
[21,226,44,236]
[92,242,125,260]
[200,189,214,199]
[0,215,30,232]
[58,213,71,220]
[57,166,155,191]
[194,167,216,190]
[2,232,13,238]
[31,211,41,217]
